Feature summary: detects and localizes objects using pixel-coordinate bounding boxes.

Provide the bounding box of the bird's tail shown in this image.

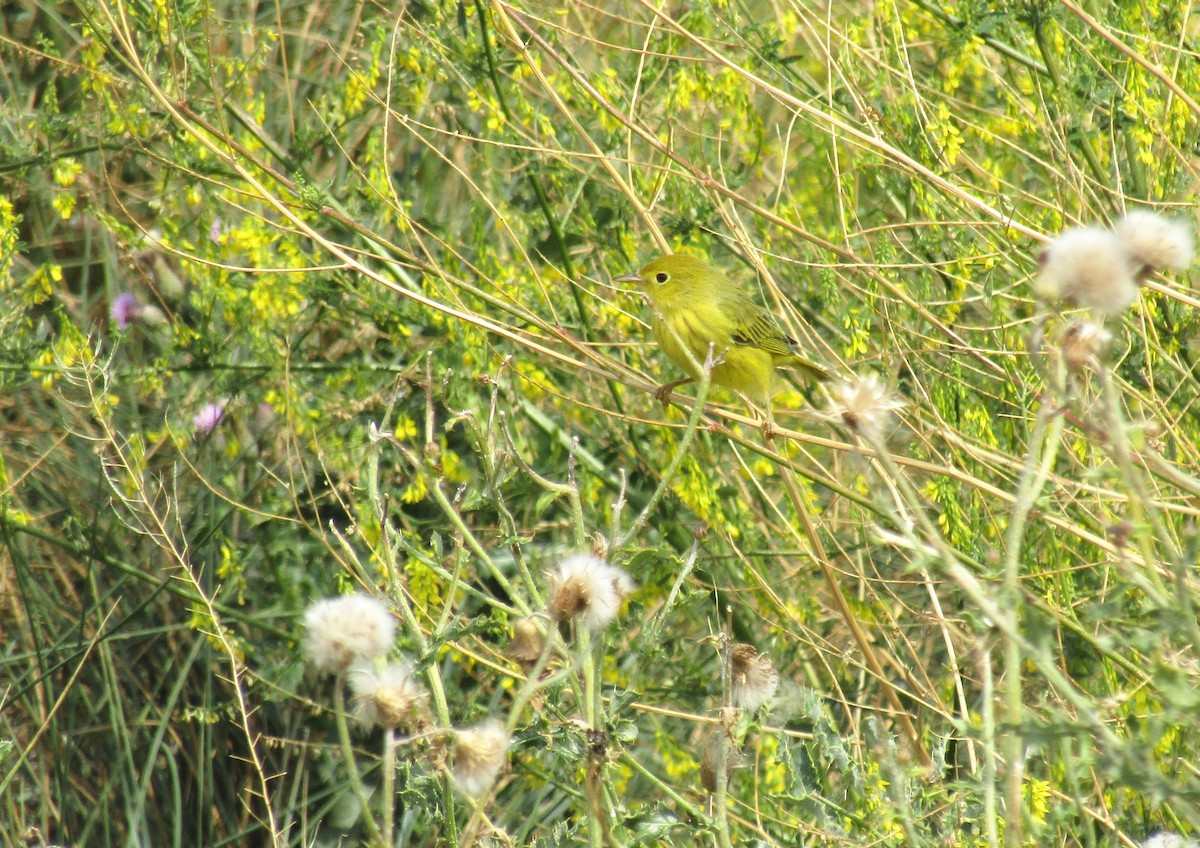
[788,355,832,383]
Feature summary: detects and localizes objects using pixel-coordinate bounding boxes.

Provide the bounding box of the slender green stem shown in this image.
[579,618,606,848]
[375,522,454,725]
[625,541,699,690]
[579,623,597,732]
[418,456,534,617]
[369,430,461,845]
[776,442,932,768]
[907,0,1049,75]
[614,369,712,549]
[999,395,1064,846]
[714,631,735,848]
[333,675,381,845]
[980,648,999,848]
[500,410,589,552]
[1098,367,1178,582]
[1097,367,1200,653]
[381,729,396,847]
[619,751,706,818]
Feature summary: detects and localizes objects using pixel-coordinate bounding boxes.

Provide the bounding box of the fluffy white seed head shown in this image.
[303,594,396,674]
[1142,831,1200,848]
[730,643,780,712]
[1115,210,1195,275]
[821,373,905,441]
[546,554,635,631]
[451,719,510,798]
[1034,227,1139,314]
[348,659,428,730]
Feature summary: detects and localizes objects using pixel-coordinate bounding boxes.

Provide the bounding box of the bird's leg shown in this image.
[657,346,724,408]
[656,377,694,407]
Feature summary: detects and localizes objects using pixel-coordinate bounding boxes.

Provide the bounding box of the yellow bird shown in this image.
[616,254,830,404]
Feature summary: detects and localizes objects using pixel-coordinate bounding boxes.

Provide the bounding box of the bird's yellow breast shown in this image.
[652,306,775,400]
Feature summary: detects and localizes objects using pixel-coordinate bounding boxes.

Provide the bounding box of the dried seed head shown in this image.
[1114,210,1195,278]
[348,660,428,730]
[1059,321,1112,372]
[1034,227,1138,314]
[303,594,396,674]
[699,731,742,793]
[451,719,510,798]
[821,373,905,441]
[508,617,545,665]
[546,554,635,631]
[730,643,780,712]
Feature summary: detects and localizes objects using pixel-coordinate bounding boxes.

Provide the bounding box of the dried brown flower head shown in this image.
[699,730,742,793]
[731,643,780,712]
[348,660,429,730]
[508,617,546,665]
[1059,321,1111,372]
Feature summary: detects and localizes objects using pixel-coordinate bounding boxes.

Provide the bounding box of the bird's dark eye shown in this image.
[655,272,669,284]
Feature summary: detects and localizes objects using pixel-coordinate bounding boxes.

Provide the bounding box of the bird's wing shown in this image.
[728,300,798,356]
[724,292,832,382]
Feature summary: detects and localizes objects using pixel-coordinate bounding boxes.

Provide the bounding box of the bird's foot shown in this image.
[655,378,693,408]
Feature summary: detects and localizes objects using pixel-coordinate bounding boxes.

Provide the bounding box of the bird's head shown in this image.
[613,254,718,308]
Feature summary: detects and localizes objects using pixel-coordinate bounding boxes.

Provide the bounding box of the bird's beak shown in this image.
[613,272,643,285]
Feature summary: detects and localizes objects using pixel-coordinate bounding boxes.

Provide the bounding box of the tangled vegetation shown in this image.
[3,0,1199,845]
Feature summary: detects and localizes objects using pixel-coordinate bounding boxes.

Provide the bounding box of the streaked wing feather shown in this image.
[729,306,797,357]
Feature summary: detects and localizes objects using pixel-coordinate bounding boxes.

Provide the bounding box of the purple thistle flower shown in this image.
[193,401,227,434]
[110,292,141,329]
